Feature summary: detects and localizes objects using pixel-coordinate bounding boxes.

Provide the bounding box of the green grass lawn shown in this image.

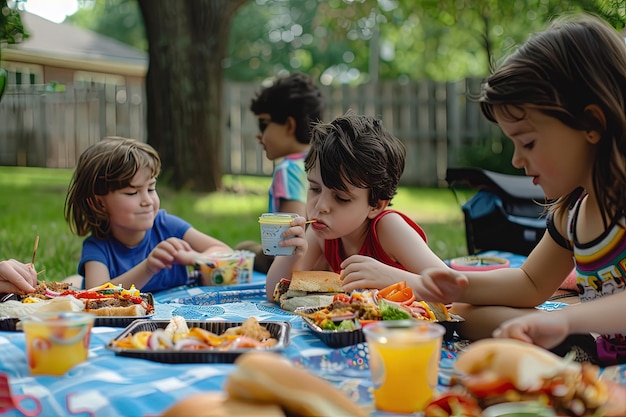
[0,166,470,282]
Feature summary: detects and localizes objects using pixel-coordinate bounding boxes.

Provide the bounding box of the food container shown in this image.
[258,213,299,256]
[300,314,365,348]
[0,317,19,331]
[449,255,510,271]
[297,306,463,348]
[93,292,155,327]
[0,293,155,331]
[106,319,291,363]
[189,250,255,286]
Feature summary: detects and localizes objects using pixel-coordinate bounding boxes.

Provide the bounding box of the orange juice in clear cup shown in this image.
[22,312,95,376]
[363,320,445,414]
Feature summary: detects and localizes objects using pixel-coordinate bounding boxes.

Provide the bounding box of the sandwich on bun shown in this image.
[424,338,610,417]
[274,271,345,311]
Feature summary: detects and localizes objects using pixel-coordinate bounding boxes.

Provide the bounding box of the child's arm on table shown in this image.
[495,289,626,350]
[418,233,574,306]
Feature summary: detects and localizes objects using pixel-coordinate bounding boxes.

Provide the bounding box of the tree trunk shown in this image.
[137,0,248,192]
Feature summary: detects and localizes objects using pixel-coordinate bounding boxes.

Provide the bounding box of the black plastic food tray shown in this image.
[298,306,463,348]
[106,319,291,363]
[0,293,155,331]
[93,293,155,328]
[0,318,18,331]
[301,316,365,348]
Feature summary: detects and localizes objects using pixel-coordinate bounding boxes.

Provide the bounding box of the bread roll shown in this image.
[86,303,147,317]
[288,271,343,293]
[160,392,285,417]
[225,351,368,417]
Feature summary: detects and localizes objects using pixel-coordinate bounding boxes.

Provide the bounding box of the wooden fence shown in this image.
[0,79,499,186]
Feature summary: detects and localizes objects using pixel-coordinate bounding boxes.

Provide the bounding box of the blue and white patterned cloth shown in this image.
[0,252,623,417]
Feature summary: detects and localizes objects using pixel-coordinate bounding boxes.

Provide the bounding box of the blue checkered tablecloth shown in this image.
[0,295,472,417]
[0,252,623,417]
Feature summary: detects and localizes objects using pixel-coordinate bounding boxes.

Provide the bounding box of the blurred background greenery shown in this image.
[0,166,470,282]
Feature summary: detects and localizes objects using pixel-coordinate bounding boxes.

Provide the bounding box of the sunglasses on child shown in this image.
[258,118,273,133]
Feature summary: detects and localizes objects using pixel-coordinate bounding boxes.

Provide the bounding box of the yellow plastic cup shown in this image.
[22,312,95,376]
[363,320,445,414]
[258,213,299,256]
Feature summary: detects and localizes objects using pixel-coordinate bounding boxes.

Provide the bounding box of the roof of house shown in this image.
[3,11,147,76]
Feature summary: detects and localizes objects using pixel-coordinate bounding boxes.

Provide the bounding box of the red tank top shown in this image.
[323,209,427,273]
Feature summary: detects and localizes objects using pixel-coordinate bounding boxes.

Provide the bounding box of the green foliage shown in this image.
[61,0,626,83]
[0,167,468,282]
[0,0,28,45]
[456,134,524,176]
[65,0,146,51]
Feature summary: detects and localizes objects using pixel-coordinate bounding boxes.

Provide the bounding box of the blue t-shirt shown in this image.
[78,209,191,293]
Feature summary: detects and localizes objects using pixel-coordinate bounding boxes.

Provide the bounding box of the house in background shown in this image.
[2,11,146,89]
[0,12,148,168]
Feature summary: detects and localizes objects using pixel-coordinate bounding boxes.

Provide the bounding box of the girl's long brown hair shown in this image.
[480,14,626,224]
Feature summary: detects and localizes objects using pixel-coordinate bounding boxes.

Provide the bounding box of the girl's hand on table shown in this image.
[414,267,469,304]
[0,259,37,294]
[493,311,569,350]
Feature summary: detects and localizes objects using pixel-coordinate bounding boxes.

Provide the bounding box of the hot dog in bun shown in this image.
[425,338,610,417]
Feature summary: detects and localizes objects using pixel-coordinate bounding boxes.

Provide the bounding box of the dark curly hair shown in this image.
[305,113,405,207]
[250,72,324,144]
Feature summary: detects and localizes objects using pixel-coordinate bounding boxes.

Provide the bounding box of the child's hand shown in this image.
[278,216,308,256]
[173,249,206,266]
[0,259,37,294]
[340,255,400,291]
[414,267,469,304]
[146,238,192,274]
[493,312,568,350]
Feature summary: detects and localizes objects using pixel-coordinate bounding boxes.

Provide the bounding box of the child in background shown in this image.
[415,14,626,363]
[0,259,36,294]
[237,72,324,273]
[64,137,231,292]
[265,113,449,300]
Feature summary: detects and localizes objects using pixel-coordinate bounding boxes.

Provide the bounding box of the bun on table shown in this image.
[161,351,368,417]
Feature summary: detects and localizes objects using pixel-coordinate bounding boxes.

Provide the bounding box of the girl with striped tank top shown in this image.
[415,14,626,368]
